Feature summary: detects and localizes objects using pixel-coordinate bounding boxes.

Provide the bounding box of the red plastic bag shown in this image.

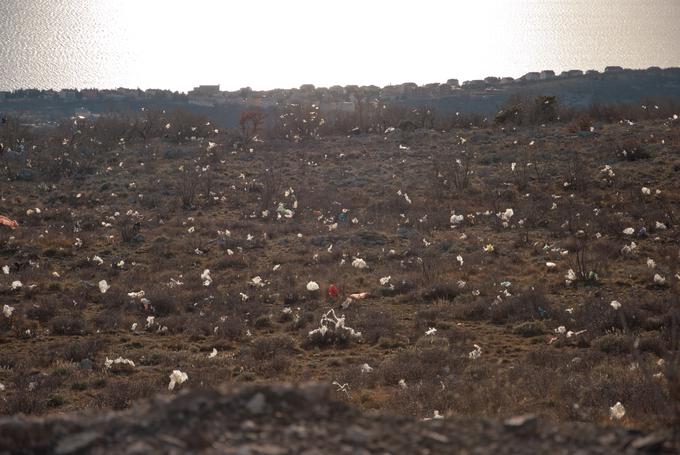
[327,284,339,299]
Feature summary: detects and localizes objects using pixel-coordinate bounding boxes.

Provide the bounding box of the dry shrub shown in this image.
[49,314,88,336]
[354,308,398,345]
[243,334,297,377]
[146,286,180,317]
[99,378,160,411]
[567,114,594,133]
[57,337,108,362]
[380,346,464,385]
[489,287,553,324]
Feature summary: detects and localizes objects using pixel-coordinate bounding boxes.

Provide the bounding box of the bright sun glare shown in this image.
[33,0,680,91]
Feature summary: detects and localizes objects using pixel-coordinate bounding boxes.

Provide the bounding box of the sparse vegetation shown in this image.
[1,102,679,448]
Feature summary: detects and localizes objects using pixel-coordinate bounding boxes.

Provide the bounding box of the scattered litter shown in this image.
[610,402,626,420]
[2,305,14,318]
[201,269,213,287]
[104,357,135,369]
[352,258,368,269]
[469,344,482,360]
[423,410,444,421]
[653,274,666,285]
[327,284,339,298]
[349,292,369,300]
[98,280,110,294]
[0,215,19,229]
[168,370,188,391]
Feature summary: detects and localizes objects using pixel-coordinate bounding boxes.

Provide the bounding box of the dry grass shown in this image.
[1,111,680,439]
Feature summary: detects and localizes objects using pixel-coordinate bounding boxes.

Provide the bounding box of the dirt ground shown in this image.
[1,117,680,437]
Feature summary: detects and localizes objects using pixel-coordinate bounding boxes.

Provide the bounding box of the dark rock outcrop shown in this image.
[0,384,673,454]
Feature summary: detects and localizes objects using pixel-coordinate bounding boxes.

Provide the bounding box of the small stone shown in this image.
[345,425,370,444]
[504,414,538,431]
[246,393,266,414]
[241,420,257,431]
[631,433,667,451]
[597,433,617,446]
[55,431,101,454]
[421,430,449,444]
[79,358,93,370]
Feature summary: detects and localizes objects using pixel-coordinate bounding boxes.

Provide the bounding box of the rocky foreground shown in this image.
[0,384,672,454]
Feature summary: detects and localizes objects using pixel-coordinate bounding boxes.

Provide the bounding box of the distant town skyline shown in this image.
[1,0,679,92]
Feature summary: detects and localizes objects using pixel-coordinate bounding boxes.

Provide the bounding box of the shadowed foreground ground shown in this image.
[0,384,672,454]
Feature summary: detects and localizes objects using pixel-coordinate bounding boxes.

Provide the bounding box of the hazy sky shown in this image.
[1,0,680,91]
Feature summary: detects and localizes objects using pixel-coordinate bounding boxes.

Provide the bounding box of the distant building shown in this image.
[189,85,220,96]
[437,83,453,94]
[484,76,500,84]
[500,77,515,85]
[80,89,100,100]
[380,85,401,100]
[540,70,556,80]
[446,78,459,87]
[58,89,77,100]
[146,89,173,99]
[116,88,141,98]
[462,80,487,89]
[560,69,584,78]
[604,66,624,73]
[400,82,418,94]
[0,91,7,101]
[244,96,277,108]
[522,72,540,81]
[299,84,316,92]
[328,85,345,97]
[586,69,599,75]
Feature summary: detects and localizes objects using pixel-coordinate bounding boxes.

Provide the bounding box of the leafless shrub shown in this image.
[49,314,88,336]
[99,378,160,411]
[118,216,141,243]
[239,110,265,148]
[259,168,283,213]
[178,168,199,209]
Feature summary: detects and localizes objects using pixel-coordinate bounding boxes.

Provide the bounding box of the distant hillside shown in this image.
[2,67,680,127]
[403,68,680,115]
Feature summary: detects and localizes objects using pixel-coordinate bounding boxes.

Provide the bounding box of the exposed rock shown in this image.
[0,384,672,454]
